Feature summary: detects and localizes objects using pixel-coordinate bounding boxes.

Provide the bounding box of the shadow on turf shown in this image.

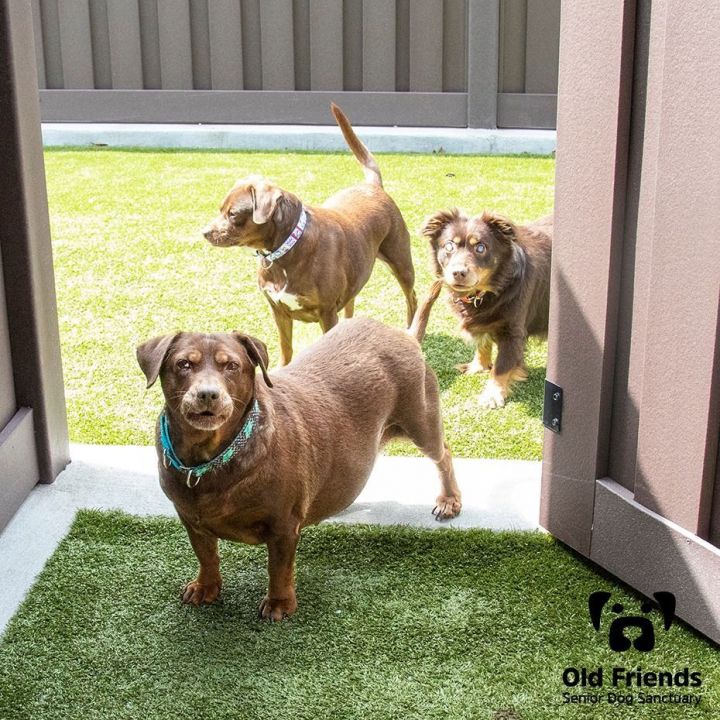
[421,332,472,391]
[421,332,547,418]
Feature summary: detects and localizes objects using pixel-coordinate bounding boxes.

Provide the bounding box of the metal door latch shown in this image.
[543,380,563,433]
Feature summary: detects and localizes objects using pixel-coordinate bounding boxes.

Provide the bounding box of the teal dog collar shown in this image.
[160,399,260,488]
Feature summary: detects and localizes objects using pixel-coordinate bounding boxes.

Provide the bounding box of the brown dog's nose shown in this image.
[195,385,220,403]
[452,268,468,280]
[202,226,213,240]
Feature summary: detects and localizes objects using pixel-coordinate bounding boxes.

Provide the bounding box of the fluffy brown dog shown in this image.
[412,210,553,409]
[201,103,417,365]
[136,318,461,621]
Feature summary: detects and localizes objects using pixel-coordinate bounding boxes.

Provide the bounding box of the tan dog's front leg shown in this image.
[181,523,222,605]
[270,303,293,365]
[260,530,300,621]
[318,308,339,333]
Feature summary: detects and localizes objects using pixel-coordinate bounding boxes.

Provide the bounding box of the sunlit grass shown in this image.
[45,148,554,458]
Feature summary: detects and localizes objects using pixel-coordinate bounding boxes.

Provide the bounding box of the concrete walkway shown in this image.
[0,443,541,632]
[42,123,556,156]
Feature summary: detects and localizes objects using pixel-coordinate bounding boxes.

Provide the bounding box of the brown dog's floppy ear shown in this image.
[233,333,273,387]
[481,211,517,244]
[136,333,180,389]
[250,183,282,224]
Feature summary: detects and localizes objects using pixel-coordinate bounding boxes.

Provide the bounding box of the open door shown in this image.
[0,2,70,531]
[541,0,720,643]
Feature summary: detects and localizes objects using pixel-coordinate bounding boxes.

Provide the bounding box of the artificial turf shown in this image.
[44,148,553,460]
[0,510,717,720]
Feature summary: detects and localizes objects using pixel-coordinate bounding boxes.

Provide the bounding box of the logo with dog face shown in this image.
[588,591,675,652]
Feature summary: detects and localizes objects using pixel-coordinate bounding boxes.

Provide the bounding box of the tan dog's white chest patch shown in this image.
[268,287,304,311]
[258,269,304,311]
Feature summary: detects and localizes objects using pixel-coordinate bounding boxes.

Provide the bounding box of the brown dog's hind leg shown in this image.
[400,369,462,520]
[343,297,355,319]
[377,232,418,327]
[181,523,222,605]
[260,529,300,621]
[432,443,463,520]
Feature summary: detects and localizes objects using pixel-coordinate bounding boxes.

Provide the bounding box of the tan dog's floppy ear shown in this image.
[250,183,282,224]
[136,333,180,389]
[233,333,273,387]
[481,211,517,244]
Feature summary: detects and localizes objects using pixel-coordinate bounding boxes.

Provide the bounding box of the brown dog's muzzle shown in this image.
[181,381,234,431]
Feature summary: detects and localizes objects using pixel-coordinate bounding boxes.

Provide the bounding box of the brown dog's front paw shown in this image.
[259,593,297,622]
[433,495,462,521]
[181,579,222,606]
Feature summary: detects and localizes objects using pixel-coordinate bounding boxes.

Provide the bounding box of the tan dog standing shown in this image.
[202,104,417,365]
[137,318,461,621]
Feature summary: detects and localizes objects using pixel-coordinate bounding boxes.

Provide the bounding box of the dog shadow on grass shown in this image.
[421,333,472,391]
[421,332,546,419]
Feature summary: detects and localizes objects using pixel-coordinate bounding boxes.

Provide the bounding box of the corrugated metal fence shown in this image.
[32,0,559,128]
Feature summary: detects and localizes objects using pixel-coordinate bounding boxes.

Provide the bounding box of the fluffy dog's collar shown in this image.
[454,290,487,308]
[160,399,261,488]
[257,208,307,268]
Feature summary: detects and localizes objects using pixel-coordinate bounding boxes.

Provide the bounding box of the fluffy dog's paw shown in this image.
[259,594,297,622]
[479,380,506,409]
[181,579,222,606]
[456,359,491,375]
[433,495,462,520]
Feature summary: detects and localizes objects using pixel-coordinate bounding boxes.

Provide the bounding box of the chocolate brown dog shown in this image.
[136,318,461,621]
[413,210,553,408]
[201,103,417,365]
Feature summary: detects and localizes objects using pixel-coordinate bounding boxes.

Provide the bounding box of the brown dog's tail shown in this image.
[330,102,383,187]
[408,279,444,343]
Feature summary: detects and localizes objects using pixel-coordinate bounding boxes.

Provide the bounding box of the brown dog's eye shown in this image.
[226,361,240,371]
[443,242,455,253]
[176,359,192,371]
[475,243,487,254]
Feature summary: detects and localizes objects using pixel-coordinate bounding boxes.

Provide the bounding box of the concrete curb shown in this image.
[42,123,556,156]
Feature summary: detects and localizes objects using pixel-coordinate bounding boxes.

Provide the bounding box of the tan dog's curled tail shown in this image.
[408,279,444,343]
[330,102,383,187]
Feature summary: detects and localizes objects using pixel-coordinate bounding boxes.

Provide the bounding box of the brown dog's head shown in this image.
[136,331,272,432]
[421,209,518,293]
[202,175,291,249]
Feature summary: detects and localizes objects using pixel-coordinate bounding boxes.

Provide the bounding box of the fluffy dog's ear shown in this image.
[421,208,462,241]
[250,183,282,224]
[421,209,462,277]
[233,333,273,387]
[136,333,181,389]
[482,211,517,244]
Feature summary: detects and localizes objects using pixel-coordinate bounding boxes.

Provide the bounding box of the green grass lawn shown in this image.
[0,510,717,720]
[45,148,554,458]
